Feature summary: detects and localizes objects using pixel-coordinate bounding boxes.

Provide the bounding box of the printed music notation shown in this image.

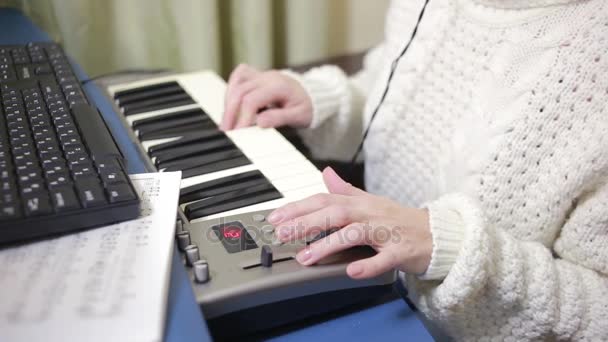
[0,172,181,342]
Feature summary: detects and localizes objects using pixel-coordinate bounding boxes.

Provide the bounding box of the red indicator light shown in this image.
[223,226,242,239]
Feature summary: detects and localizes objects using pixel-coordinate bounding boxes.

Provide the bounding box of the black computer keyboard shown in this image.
[0,42,140,244]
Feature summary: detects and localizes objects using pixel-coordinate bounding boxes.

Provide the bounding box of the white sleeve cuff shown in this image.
[281,68,343,129]
[418,196,467,280]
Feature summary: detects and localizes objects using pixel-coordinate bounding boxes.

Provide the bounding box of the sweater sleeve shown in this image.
[282,44,386,161]
[408,190,608,341]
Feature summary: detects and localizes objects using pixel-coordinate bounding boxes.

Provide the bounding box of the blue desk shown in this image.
[0,8,432,341]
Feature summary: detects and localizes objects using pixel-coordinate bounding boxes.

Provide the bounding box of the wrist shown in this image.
[417,197,467,280]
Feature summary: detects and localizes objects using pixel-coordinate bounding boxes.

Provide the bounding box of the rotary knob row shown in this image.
[175,225,210,284]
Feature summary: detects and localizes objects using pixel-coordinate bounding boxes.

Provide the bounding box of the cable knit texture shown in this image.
[285,0,608,340]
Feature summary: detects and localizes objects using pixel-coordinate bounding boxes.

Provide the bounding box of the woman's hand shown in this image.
[221,64,313,131]
[268,167,433,279]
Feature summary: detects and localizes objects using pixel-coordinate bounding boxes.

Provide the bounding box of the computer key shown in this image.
[75,177,107,208]
[0,203,21,220]
[100,170,127,185]
[47,172,72,189]
[23,191,53,217]
[50,186,80,212]
[106,183,136,203]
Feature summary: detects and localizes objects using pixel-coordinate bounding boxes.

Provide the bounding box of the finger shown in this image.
[226,64,258,91]
[322,167,367,196]
[234,86,279,129]
[267,193,348,225]
[295,223,368,266]
[256,107,294,128]
[275,204,356,241]
[346,252,398,279]
[222,78,261,130]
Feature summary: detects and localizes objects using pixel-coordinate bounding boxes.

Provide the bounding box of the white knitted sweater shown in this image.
[287,0,608,340]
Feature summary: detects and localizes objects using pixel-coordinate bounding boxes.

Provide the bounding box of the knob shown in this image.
[252,214,265,222]
[176,231,191,251]
[184,244,200,266]
[193,260,210,283]
[260,245,273,267]
[175,219,184,234]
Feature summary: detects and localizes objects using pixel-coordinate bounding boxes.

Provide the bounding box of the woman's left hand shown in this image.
[267,167,433,279]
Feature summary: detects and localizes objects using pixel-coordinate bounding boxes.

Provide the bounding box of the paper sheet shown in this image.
[0,172,182,342]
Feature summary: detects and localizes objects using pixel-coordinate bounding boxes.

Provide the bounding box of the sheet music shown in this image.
[0,172,182,342]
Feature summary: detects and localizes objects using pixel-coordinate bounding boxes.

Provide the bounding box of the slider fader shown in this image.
[175,209,396,339]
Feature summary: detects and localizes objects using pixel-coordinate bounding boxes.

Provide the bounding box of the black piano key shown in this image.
[116,83,184,106]
[139,123,216,141]
[184,183,282,220]
[137,115,211,138]
[132,108,211,130]
[152,139,234,166]
[179,170,267,204]
[181,156,251,179]
[161,149,244,171]
[114,81,179,99]
[122,92,194,115]
[147,130,225,154]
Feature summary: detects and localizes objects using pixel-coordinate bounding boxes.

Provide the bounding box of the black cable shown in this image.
[350,0,431,165]
[80,68,172,85]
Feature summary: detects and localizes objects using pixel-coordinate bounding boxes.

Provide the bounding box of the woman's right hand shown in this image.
[221,64,313,131]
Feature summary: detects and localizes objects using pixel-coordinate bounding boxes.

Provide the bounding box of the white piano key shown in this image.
[177,71,227,124]
[177,152,306,189]
[178,164,258,189]
[226,127,296,157]
[124,103,201,124]
[141,137,181,152]
[260,162,319,182]
[107,73,197,95]
[272,173,325,193]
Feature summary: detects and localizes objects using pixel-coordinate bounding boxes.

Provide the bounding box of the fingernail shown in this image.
[296,248,312,264]
[348,263,363,277]
[267,211,282,224]
[277,227,292,240]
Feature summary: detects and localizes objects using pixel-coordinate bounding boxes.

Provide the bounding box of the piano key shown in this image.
[174,71,231,124]
[179,170,267,204]
[175,151,307,188]
[141,137,180,151]
[133,108,212,132]
[188,190,283,221]
[178,164,258,189]
[132,107,211,128]
[161,149,244,172]
[181,155,251,179]
[152,138,234,166]
[125,103,200,124]
[189,184,328,223]
[147,130,225,154]
[184,182,282,221]
[180,170,321,208]
[140,123,216,141]
[123,92,195,115]
[115,82,184,106]
[114,81,179,98]
[226,127,295,157]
